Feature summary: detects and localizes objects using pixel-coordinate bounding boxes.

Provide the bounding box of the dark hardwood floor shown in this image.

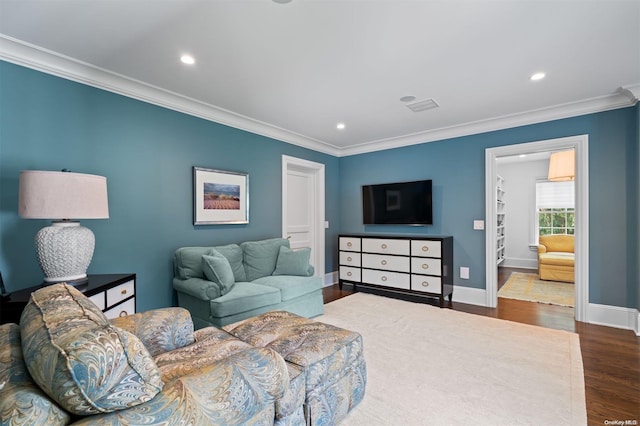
[323,270,640,425]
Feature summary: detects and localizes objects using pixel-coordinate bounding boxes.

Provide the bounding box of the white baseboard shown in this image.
[452,285,487,306]
[323,271,338,287]
[501,258,538,269]
[588,303,640,335]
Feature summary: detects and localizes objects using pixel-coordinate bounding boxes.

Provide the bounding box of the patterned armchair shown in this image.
[0,283,302,425]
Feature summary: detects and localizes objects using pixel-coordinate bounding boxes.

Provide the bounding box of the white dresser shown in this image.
[338,235,453,306]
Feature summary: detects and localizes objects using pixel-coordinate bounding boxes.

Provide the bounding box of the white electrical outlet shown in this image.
[473,220,485,230]
[460,267,470,279]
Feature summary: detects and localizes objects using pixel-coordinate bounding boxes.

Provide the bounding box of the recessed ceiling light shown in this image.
[519,154,526,158]
[180,54,195,65]
[400,95,416,103]
[336,123,346,130]
[530,72,546,81]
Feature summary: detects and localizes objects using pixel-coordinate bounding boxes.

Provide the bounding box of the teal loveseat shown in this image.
[173,238,324,328]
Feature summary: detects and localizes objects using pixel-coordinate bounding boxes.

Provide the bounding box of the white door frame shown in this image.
[485,135,589,322]
[282,155,325,277]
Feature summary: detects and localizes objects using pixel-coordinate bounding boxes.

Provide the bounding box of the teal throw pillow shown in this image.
[202,250,236,295]
[273,246,312,276]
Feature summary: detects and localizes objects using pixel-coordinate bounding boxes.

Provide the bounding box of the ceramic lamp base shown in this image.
[35,221,95,283]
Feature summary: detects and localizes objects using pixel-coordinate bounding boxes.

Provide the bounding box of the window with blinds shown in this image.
[536,180,575,236]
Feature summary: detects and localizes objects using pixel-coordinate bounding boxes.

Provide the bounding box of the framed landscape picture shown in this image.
[193,167,249,225]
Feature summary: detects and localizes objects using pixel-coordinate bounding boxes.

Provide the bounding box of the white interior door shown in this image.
[282,156,325,277]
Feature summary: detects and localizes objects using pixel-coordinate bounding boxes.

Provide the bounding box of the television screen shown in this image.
[362,180,433,225]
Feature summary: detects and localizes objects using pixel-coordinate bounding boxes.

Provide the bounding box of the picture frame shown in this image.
[193,167,249,225]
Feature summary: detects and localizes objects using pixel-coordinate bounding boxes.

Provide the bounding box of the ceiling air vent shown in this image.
[406,98,439,113]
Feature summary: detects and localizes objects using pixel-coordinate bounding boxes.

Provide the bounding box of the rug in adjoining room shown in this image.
[498,272,575,307]
[316,292,586,426]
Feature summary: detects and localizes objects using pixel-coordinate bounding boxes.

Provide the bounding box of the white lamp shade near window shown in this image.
[547,150,575,182]
[18,170,109,283]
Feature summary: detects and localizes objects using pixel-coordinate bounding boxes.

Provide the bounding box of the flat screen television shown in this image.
[362,179,433,225]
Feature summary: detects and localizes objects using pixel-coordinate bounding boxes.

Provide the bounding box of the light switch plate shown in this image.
[473,220,485,230]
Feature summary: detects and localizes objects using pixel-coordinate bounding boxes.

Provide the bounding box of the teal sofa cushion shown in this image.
[20,284,163,415]
[253,275,322,301]
[241,238,290,281]
[174,247,215,279]
[273,246,313,276]
[202,251,235,295]
[209,282,281,318]
[212,243,247,282]
[0,323,70,425]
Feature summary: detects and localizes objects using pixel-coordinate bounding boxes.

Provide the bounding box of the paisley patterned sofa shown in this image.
[1,283,366,425]
[0,283,303,425]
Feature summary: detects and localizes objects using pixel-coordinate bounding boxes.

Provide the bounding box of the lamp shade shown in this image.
[547,150,575,182]
[19,170,109,219]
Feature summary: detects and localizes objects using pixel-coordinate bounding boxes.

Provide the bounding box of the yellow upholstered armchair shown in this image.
[537,234,574,283]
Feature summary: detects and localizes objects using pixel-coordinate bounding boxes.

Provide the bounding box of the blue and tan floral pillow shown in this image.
[20,284,163,416]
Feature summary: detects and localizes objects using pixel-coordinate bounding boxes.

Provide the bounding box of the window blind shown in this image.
[536,180,575,209]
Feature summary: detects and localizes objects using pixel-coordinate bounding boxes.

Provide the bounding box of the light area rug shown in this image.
[316,292,586,426]
[499,272,575,307]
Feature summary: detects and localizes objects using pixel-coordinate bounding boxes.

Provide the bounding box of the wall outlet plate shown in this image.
[460,267,470,279]
[473,220,485,230]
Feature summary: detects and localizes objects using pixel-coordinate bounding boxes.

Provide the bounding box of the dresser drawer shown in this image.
[107,280,135,307]
[411,275,442,294]
[339,251,361,267]
[411,240,442,258]
[362,253,409,273]
[362,238,410,255]
[411,257,442,275]
[88,293,105,311]
[340,266,361,282]
[340,237,361,252]
[104,297,136,319]
[362,269,410,290]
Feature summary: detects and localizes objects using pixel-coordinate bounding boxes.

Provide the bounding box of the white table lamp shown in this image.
[18,170,109,284]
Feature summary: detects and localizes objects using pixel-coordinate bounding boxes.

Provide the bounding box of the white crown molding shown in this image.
[1,35,636,159]
[618,84,640,104]
[0,35,341,157]
[340,92,637,156]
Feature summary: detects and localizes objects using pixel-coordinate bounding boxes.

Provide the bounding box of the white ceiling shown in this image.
[1,0,639,156]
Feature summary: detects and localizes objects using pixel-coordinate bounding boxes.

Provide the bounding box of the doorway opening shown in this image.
[485,135,589,322]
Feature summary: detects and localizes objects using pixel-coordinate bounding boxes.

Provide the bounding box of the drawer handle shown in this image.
[422,264,429,270]
[381,243,388,249]
[381,276,387,282]
[347,242,353,247]
[421,281,430,287]
[381,260,387,266]
[347,271,352,277]
[422,246,429,252]
[347,256,353,262]
[119,310,128,317]
[121,289,127,295]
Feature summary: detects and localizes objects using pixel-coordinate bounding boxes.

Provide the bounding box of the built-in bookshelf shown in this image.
[496,174,506,265]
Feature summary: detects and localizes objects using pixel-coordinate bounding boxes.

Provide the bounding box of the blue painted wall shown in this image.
[339,105,639,308]
[0,61,341,311]
[1,61,638,310]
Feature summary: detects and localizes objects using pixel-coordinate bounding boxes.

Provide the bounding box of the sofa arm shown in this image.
[70,347,289,425]
[110,308,195,357]
[173,277,221,301]
[537,245,547,254]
